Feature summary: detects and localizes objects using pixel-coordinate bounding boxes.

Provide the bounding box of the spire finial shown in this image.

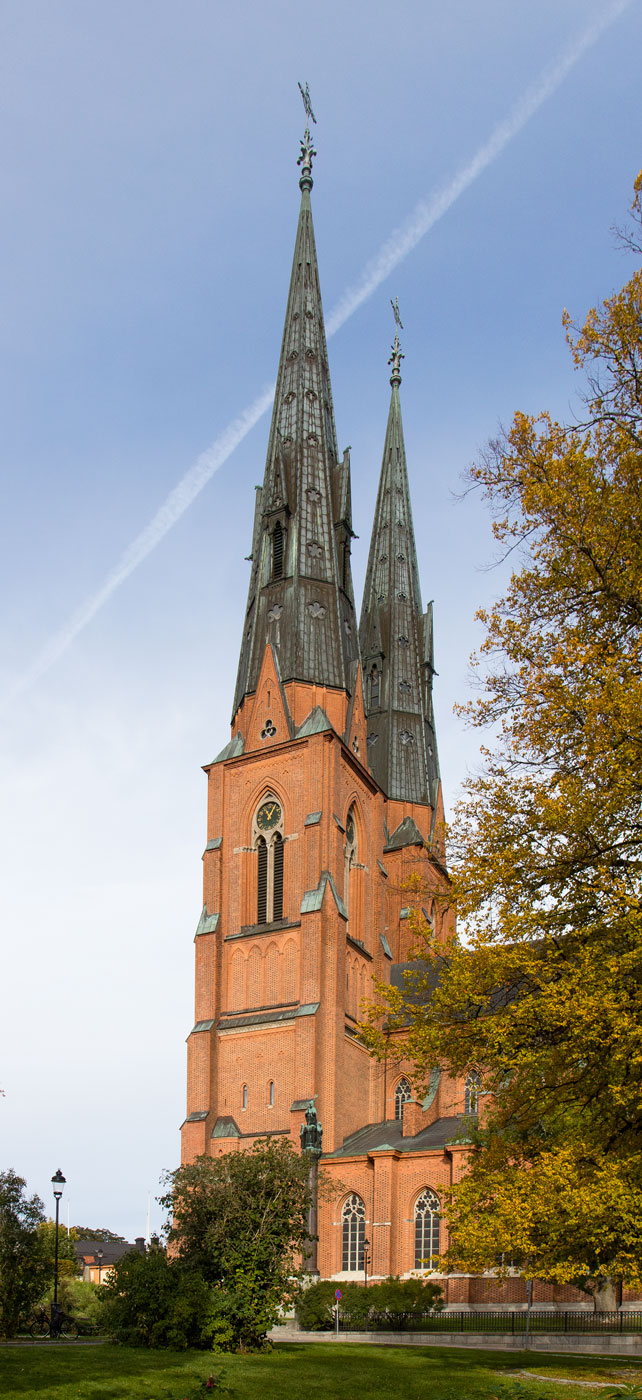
[388,297,404,385]
[297,81,317,192]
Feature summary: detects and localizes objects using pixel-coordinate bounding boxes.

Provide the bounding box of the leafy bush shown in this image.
[98,1249,216,1349]
[295,1275,443,1330]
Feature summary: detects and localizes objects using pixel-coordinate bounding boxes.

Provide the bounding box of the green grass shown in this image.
[1,1342,642,1400]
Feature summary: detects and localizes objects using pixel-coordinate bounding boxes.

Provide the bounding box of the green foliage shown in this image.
[36,1218,80,1282]
[295,1275,443,1330]
[53,1278,104,1329]
[71,1225,127,1242]
[0,1169,47,1336]
[361,174,642,1295]
[159,1140,311,1349]
[99,1249,218,1349]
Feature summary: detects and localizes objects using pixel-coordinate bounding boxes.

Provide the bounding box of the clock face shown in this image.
[257,800,282,832]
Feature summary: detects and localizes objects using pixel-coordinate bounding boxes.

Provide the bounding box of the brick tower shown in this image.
[181,120,474,1289]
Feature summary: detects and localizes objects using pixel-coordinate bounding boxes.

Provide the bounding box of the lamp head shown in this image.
[51,1169,66,1199]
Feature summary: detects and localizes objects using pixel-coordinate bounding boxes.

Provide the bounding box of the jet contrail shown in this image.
[4,0,632,708]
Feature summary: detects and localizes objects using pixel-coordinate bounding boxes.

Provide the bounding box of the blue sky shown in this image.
[1,0,640,1239]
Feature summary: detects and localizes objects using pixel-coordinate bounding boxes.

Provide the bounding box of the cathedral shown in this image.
[179,119,517,1304]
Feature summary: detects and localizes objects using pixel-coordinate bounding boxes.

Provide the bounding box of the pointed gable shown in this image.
[243,643,293,753]
[233,155,358,720]
[359,340,441,806]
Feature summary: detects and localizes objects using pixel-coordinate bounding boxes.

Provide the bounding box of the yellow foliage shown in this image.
[360,174,642,1288]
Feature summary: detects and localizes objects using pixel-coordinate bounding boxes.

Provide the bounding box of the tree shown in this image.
[160,1139,311,1349]
[72,1226,127,1242]
[36,1219,79,1285]
[362,173,642,1307]
[0,1170,47,1335]
[99,1246,217,1349]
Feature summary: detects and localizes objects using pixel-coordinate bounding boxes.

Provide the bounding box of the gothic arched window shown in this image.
[342,1193,365,1272]
[272,521,284,580]
[465,1071,481,1116]
[414,1189,440,1269]
[253,798,285,925]
[395,1076,412,1120]
[344,805,357,918]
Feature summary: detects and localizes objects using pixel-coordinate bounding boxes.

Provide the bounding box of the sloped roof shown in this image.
[324,1114,465,1157]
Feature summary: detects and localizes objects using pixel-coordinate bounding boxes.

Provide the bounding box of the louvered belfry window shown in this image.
[257,837,268,925]
[272,833,284,921]
[254,798,285,925]
[272,521,284,580]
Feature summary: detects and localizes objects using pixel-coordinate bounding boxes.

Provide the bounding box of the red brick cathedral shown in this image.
[181,127,491,1298]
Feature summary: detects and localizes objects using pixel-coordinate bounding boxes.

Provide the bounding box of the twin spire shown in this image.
[232,94,439,809]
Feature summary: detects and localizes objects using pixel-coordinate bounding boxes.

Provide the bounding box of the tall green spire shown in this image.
[233,104,358,719]
[359,309,440,806]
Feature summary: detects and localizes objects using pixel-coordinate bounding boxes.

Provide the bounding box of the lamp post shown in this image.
[96,1248,104,1285]
[363,1236,370,1288]
[51,1170,66,1332]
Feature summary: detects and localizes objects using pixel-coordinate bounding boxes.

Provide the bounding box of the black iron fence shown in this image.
[340,1309,642,1334]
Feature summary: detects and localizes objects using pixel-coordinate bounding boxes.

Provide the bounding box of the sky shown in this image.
[1,0,640,1242]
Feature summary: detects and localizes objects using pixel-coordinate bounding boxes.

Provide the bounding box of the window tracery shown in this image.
[341,1193,365,1271]
[414,1188,440,1269]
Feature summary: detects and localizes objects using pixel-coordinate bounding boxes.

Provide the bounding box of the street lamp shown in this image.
[96,1248,104,1285]
[363,1235,370,1289]
[51,1170,66,1331]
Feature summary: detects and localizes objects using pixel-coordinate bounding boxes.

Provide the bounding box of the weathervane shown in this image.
[388,297,405,383]
[297,81,317,188]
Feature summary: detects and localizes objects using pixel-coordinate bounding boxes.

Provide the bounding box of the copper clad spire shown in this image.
[232,94,358,720]
[359,307,440,806]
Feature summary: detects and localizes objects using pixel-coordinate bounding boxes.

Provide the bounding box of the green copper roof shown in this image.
[359,343,440,806]
[232,165,358,718]
[300,870,347,919]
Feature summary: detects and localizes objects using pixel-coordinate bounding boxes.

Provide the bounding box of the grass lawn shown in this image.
[1,1342,642,1400]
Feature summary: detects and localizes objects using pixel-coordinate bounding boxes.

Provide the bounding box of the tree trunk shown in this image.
[589,1276,618,1312]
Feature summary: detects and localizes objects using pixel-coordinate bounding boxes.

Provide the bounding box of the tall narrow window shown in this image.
[257,837,268,925]
[342,1194,365,1272]
[395,1076,412,1120]
[254,798,285,924]
[272,521,284,579]
[369,664,380,709]
[272,833,283,921]
[268,1080,274,1107]
[242,1084,248,1111]
[344,806,356,918]
[465,1071,481,1116]
[414,1189,440,1269]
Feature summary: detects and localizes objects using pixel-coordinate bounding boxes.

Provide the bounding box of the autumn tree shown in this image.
[362,174,642,1309]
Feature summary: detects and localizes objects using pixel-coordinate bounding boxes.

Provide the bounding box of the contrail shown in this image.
[4,0,632,708]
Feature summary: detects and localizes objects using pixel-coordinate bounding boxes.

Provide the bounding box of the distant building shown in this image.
[74,1237,145,1284]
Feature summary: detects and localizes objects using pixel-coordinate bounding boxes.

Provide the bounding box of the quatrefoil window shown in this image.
[400,730,415,745]
[309,601,326,619]
[307,541,323,558]
[267,606,283,623]
[261,720,277,739]
[367,733,379,747]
